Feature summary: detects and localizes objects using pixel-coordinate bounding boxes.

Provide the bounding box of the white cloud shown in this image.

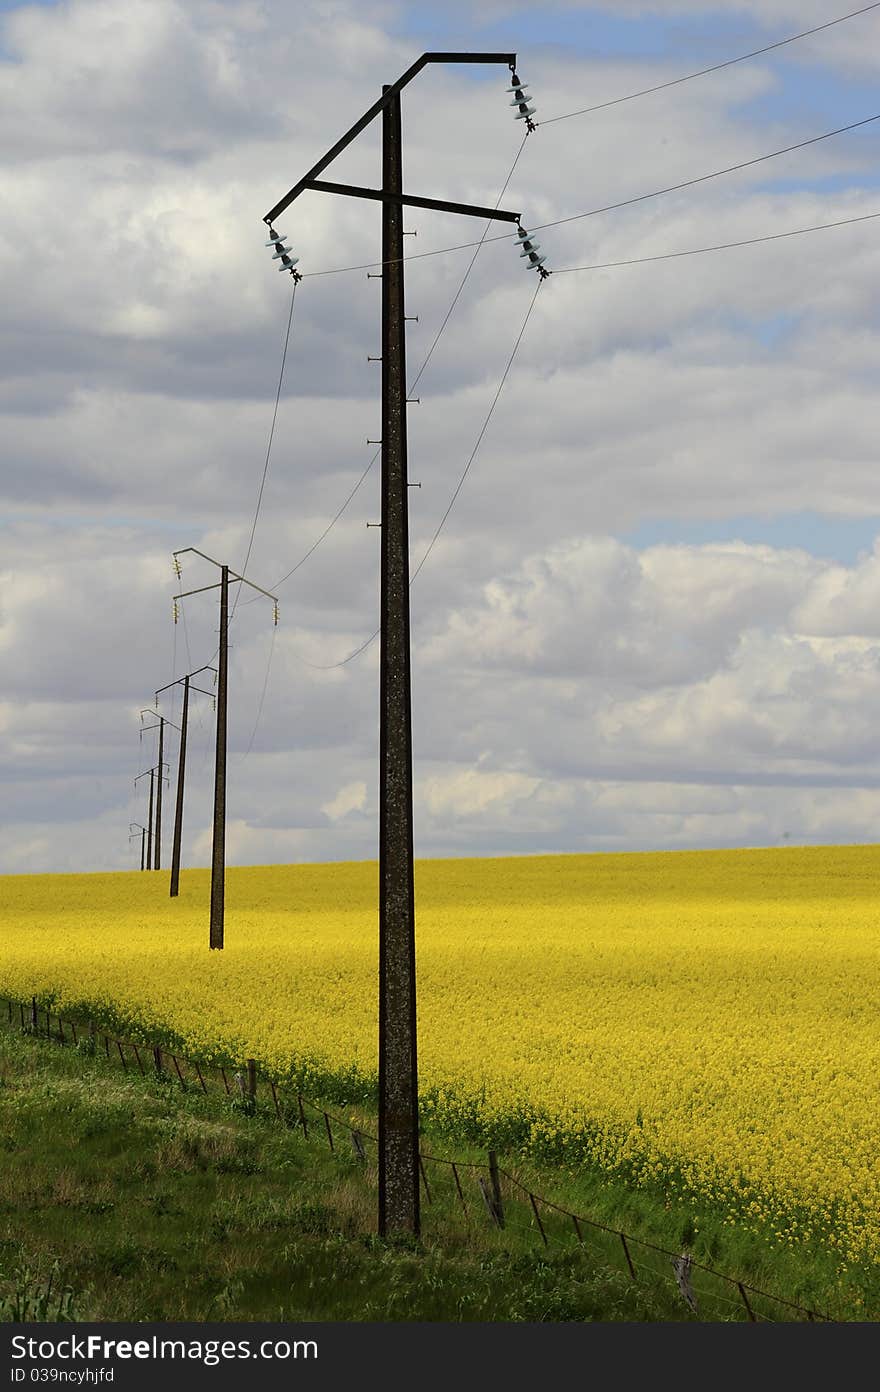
[2,0,880,869]
[422,766,540,817]
[322,780,367,819]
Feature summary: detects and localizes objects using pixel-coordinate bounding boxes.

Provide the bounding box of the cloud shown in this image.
[2,0,880,870]
[322,779,367,819]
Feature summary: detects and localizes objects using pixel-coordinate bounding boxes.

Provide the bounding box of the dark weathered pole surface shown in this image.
[209,567,229,949]
[140,827,145,872]
[154,717,164,871]
[146,769,155,871]
[169,676,189,899]
[378,85,419,1238]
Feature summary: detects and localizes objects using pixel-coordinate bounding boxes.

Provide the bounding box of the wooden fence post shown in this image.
[737,1281,757,1322]
[529,1191,548,1245]
[620,1232,637,1279]
[418,1155,432,1204]
[451,1162,467,1214]
[489,1151,504,1229]
[478,1178,503,1228]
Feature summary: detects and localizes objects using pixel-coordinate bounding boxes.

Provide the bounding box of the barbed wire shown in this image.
[2,993,841,1325]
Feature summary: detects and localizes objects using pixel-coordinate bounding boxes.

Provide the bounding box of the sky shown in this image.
[2,0,880,873]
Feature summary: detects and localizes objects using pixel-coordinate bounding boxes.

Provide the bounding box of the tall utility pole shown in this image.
[172,549,277,948]
[264,52,521,1238]
[155,664,217,899]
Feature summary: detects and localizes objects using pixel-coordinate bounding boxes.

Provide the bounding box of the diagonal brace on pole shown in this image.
[263,51,517,225]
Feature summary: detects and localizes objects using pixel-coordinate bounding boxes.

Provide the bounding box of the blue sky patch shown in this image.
[622,510,880,564]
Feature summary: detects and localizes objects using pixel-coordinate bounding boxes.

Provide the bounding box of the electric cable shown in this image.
[552,207,880,274]
[538,3,880,126]
[233,138,535,746]
[303,276,544,671]
[409,276,543,587]
[230,279,298,628]
[239,625,277,759]
[304,110,880,278]
[171,282,299,771]
[289,195,880,674]
[246,131,533,604]
[528,111,880,236]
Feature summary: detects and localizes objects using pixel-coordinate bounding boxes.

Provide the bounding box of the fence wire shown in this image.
[1,994,839,1324]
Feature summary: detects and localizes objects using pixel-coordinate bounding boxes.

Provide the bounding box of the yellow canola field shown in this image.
[1,845,878,1265]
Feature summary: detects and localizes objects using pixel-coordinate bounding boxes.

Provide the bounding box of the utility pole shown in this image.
[140,712,180,873]
[263,52,521,1238]
[155,664,217,899]
[129,823,147,871]
[172,549,277,948]
[147,768,154,871]
[134,764,167,870]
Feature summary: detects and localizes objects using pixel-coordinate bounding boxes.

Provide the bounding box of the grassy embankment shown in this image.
[0,1018,855,1323]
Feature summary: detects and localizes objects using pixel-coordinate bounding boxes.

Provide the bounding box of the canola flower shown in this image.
[1,844,878,1267]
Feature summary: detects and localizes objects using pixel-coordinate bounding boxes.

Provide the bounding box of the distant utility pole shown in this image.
[140,712,180,873]
[155,664,217,899]
[134,764,167,870]
[172,549,277,948]
[264,52,522,1239]
[129,822,147,871]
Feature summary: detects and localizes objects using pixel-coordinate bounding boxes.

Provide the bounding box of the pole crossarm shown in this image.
[174,581,225,600]
[140,711,181,732]
[155,665,217,701]
[134,764,169,783]
[264,51,517,224]
[304,179,521,224]
[172,683,214,700]
[173,551,277,607]
[174,576,278,604]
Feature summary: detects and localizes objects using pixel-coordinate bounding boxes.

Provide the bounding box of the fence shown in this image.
[1,993,837,1324]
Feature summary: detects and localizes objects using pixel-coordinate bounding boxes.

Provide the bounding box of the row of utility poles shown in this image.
[134,553,276,947]
[130,49,532,1245]
[134,669,213,884]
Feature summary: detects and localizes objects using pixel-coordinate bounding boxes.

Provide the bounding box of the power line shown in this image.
[304,109,880,278]
[230,279,298,627]
[407,131,532,397]
[552,207,880,274]
[240,624,277,759]
[304,276,544,672]
[530,111,880,236]
[409,276,544,586]
[235,141,533,743]
[241,133,533,605]
[539,2,880,126]
[273,200,880,677]
[177,284,298,699]
[232,208,880,742]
